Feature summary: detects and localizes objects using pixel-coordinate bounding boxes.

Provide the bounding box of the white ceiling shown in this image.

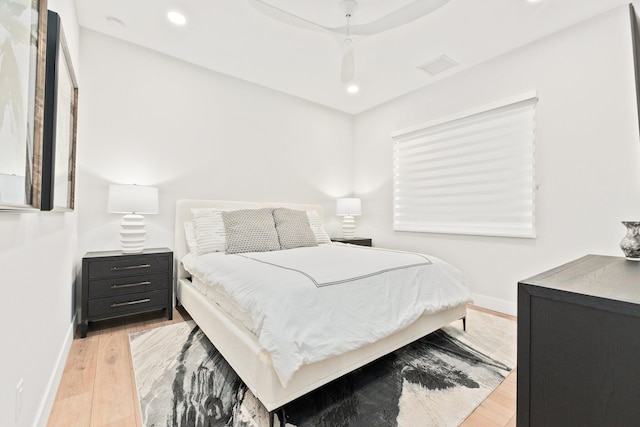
[77,0,631,114]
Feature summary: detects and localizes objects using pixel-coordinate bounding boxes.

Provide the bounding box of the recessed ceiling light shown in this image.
[347,84,359,94]
[105,16,125,29]
[167,10,187,25]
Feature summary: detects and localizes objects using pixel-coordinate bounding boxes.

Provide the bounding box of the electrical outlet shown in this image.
[15,379,23,423]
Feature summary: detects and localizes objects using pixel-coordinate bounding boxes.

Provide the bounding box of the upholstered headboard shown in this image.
[174,199,325,283]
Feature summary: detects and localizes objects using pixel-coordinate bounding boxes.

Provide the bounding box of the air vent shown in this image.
[417,55,458,76]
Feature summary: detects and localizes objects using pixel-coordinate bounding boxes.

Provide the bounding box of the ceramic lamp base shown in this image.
[342,215,356,239]
[120,214,146,253]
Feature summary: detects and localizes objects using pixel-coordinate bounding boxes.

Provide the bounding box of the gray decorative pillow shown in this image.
[273,208,318,250]
[222,208,281,254]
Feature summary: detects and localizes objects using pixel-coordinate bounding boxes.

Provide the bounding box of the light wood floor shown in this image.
[47,305,517,427]
[460,306,517,427]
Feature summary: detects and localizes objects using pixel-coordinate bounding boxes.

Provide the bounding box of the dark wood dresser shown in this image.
[81,248,173,337]
[517,255,640,427]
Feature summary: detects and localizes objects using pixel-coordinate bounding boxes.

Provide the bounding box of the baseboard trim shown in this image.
[35,315,76,427]
[471,293,517,317]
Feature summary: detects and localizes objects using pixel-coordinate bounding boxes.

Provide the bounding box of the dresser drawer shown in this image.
[88,289,169,319]
[88,255,169,279]
[88,273,169,298]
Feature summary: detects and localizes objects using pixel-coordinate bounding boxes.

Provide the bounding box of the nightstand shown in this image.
[330,237,372,247]
[81,248,173,338]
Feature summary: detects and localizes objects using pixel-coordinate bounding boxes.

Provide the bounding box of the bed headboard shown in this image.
[174,199,325,283]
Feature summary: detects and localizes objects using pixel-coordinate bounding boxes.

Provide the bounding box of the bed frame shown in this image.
[174,199,467,419]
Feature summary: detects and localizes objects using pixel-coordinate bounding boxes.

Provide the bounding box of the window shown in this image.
[391,92,537,238]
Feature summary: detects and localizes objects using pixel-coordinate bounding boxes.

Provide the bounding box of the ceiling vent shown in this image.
[417,55,458,76]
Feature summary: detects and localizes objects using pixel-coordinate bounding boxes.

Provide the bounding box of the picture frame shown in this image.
[630,5,640,138]
[41,10,78,211]
[0,0,48,210]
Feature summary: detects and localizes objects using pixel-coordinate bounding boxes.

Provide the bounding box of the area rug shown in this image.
[130,309,516,427]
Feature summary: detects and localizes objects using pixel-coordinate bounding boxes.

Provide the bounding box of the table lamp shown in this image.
[336,197,361,239]
[107,184,159,253]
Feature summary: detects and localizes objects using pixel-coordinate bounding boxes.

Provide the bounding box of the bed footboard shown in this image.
[178,278,466,411]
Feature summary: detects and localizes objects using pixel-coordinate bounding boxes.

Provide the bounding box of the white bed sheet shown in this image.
[182,244,471,387]
[190,276,257,334]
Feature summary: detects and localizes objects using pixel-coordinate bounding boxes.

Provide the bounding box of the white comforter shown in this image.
[182,244,471,386]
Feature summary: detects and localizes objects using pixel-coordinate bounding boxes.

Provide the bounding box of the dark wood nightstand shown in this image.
[81,248,173,338]
[330,237,372,247]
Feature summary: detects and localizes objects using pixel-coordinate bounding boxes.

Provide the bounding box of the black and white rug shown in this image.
[130,310,516,427]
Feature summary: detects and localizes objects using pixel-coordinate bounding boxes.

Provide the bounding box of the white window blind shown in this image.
[391,93,537,238]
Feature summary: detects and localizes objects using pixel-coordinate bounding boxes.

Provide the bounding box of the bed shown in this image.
[174,199,470,420]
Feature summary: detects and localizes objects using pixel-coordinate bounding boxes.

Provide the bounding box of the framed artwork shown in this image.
[630,5,640,138]
[41,10,78,211]
[0,0,48,210]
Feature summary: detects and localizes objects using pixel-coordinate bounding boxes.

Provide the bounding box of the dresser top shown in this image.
[84,247,172,259]
[520,254,640,305]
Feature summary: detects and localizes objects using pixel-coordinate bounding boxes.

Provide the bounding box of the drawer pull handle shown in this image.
[111,281,151,289]
[111,298,151,308]
[110,263,151,271]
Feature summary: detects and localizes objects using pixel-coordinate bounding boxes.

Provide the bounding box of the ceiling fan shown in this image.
[248,0,450,84]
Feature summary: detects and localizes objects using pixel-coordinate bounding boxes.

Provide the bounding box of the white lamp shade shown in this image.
[107,184,159,214]
[336,198,361,216]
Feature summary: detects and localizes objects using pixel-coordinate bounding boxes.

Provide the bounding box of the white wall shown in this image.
[352,5,640,315]
[0,2,80,427]
[76,29,353,261]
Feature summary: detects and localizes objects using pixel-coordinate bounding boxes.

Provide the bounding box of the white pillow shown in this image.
[307,210,331,244]
[183,222,198,254]
[191,208,227,255]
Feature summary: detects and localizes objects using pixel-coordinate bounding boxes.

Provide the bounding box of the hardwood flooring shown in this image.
[47,305,517,426]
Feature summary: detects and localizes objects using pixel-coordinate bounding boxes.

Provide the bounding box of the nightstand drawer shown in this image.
[88,289,169,319]
[88,255,169,279]
[88,273,169,298]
